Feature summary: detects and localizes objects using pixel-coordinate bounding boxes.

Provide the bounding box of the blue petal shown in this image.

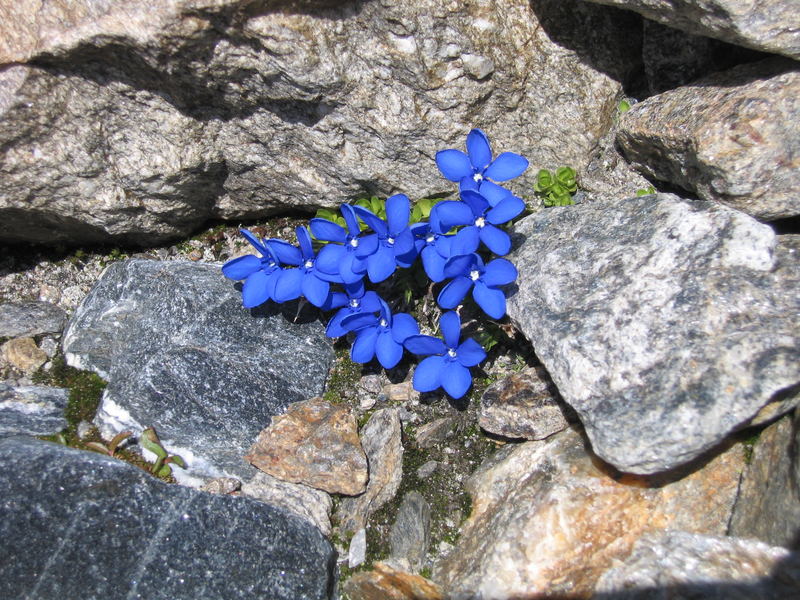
[443,254,476,279]
[485,152,529,181]
[340,251,367,284]
[391,313,420,344]
[466,129,492,170]
[376,331,403,369]
[321,292,347,311]
[296,226,314,259]
[316,243,345,275]
[342,311,378,333]
[394,243,419,268]
[441,361,472,399]
[432,201,473,230]
[421,246,446,282]
[473,281,507,319]
[437,276,472,309]
[404,335,447,356]
[354,233,379,259]
[302,274,330,307]
[242,270,273,308]
[222,255,260,280]
[353,206,388,237]
[326,308,350,338]
[439,311,462,349]
[478,179,513,207]
[392,228,415,256]
[341,204,362,237]
[456,337,486,367]
[268,239,303,266]
[460,190,489,216]
[386,194,410,234]
[240,229,268,255]
[309,218,347,243]
[479,225,511,256]
[413,355,445,392]
[482,258,517,287]
[351,327,378,363]
[434,235,452,257]
[487,195,525,225]
[273,268,303,302]
[367,245,396,283]
[450,226,480,256]
[435,149,473,182]
[361,291,383,313]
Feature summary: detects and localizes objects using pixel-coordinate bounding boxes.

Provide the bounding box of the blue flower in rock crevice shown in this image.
[325,281,383,339]
[352,194,417,283]
[222,229,285,308]
[403,311,486,399]
[340,299,420,368]
[310,204,378,284]
[437,252,517,319]
[435,129,529,206]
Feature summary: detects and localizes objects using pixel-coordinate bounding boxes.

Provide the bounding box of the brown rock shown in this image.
[1,337,47,372]
[343,562,444,600]
[382,381,419,403]
[434,427,745,599]
[479,366,573,440]
[245,397,367,496]
[414,417,456,449]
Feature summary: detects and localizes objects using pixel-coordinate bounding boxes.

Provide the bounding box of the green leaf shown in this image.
[635,186,656,196]
[167,455,187,469]
[156,463,172,478]
[555,167,577,193]
[85,441,111,455]
[618,99,631,113]
[141,427,168,459]
[108,431,132,455]
[410,204,422,224]
[534,169,555,193]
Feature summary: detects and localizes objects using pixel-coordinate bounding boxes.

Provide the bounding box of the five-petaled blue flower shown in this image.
[352,194,417,283]
[310,204,378,284]
[324,281,383,339]
[410,208,453,282]
[435,129,528,206]
[404,311,486,399]
[340,298,420,368]
[437,253,517,319]
[222,229,285,308]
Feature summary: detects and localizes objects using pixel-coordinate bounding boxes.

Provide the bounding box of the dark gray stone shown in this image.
[0,436,336,600]
[389,491,431,574]
[506,195,800,474]
[0,382,68,436]
[61,259,334,483]
[0,301,66,338]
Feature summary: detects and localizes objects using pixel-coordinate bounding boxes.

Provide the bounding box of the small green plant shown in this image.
[85,430,133,457]
[140,427,186,478]
[635,186,657,196]
[618,98,632,113]
[534,166,578,207]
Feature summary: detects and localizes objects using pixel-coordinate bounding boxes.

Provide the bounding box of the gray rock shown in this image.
[348,528,367,569]
[729,410,800,548]
[62,259,333,483]
[479,366,572,440]
[580,0,800,60]
[415,416,456,449]
[617,57,800,221]
[0,0,642,245]
[0,301,66,338]
[389,491,431,574]
[593,530,800,599]
[0,382,68,436]
[416,460,439,480]
[506,195,800,474]
[0,436,335,600]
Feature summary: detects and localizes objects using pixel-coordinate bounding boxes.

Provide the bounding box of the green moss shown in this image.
[741,428,762,464]
[323,344,364,404]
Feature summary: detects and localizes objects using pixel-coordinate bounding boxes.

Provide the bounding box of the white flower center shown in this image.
[425,234,435,243]
[304,259,314,269]
[447,348,457,358]
[469,269,480,281]
[349,298,360,308]
[349,238,359,248]
[387,237,395,246]
[475,217,486,228]
[379,318,388,328]
[473,172,483,182]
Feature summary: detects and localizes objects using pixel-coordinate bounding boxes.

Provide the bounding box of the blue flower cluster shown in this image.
[222,129,528,399]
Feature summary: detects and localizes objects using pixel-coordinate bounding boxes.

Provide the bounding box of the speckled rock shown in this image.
[506,196,800,474]
[0,436,336,600]
[389,491,432,574]
[62,259,334,484]
[1,337,47,372]
[0,382,68,436]
[343,562,444,600]
[434,427,745,599]
[617,57,800,221]
[0,301,66,338]
[245,397,367,496]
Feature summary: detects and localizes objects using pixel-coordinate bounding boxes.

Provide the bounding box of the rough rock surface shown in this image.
[434,427,745,599]
[245,397,367,496]
[389,491,432,574]
[1,337,47,372]
[62,259,333,483]
[343,562,444,600]
[506,195,800,474]
[0,0,643,245]
[593,530,800,599]
[0,382,68,436]
[580,0,800,59]
[729,411,800,548]
[0,436,336,600]
[337,407,403,533]
[617,58,800,221]
[0,300,66,337]
[479,366,572,440]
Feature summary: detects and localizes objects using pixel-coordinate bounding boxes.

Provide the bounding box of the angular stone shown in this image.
[343,562,444,600]
[434,427,745,598]
[62,259,333,483]
[0,436,335,600]
[618,58,800,221]
[348,528,367,569]
[246,397,367,496]
[338,408,403,533]
[0,382,68,436]
[506,196,800,474]
[389,491,432,574]
[415,416,456,449]
[479,366,572,440]
[729,411,800,548]
[581,0,800,59]
[594,530,800,599]
[1,337,47,372]
[241,470,333,537]
[0,301,66,338]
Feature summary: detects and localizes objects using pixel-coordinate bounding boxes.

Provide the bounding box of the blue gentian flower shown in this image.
[269,226,344,307]
[340,299,420,368]
[430,189,524,256]
[325,281,383,338]
[310,204,378,284]
[403,311,486,399]
[352,194,417,282]
[222,229,285,308]
[437,253,517,319]
[409,207,453,282]
[435,129,528,205]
